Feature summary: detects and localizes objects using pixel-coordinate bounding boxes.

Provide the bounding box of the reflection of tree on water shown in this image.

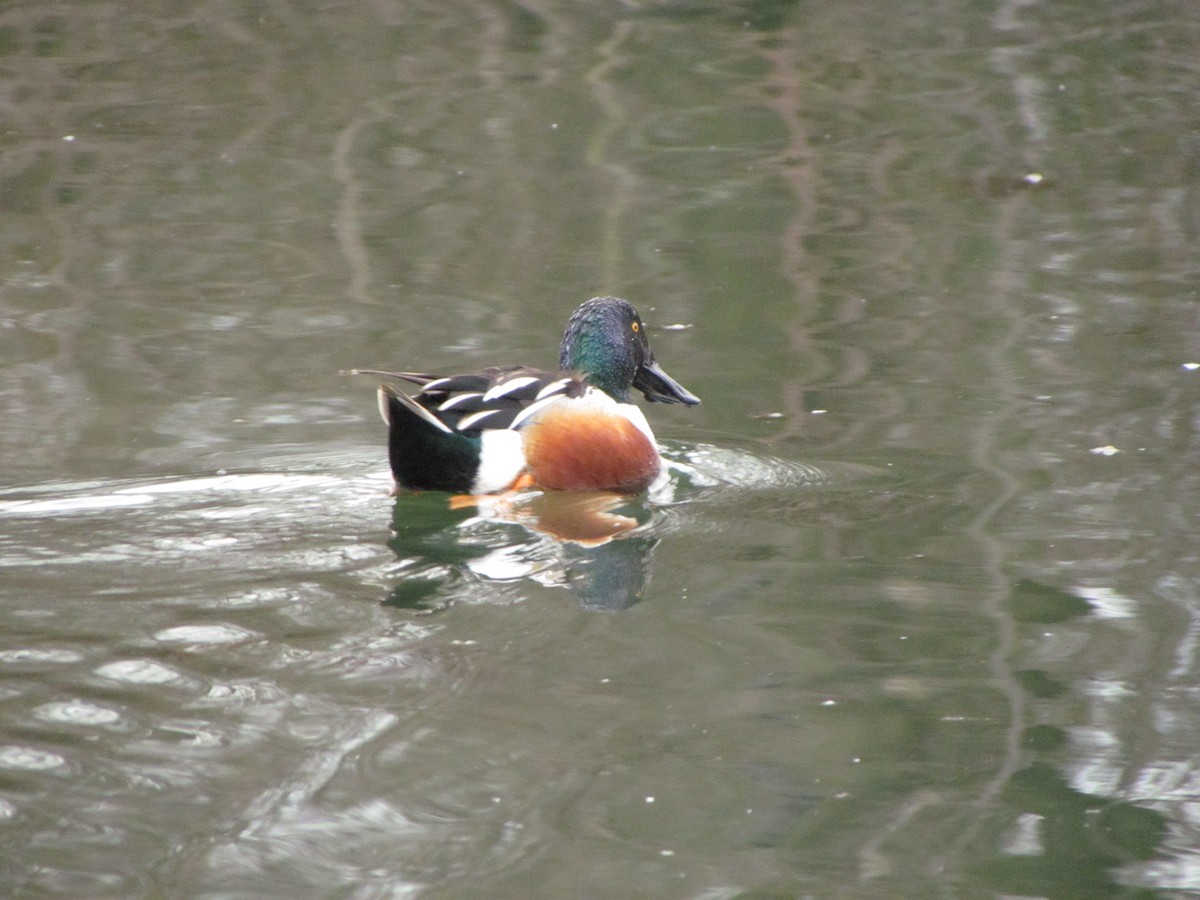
[382,490,659,611]
[974,761,1166,898]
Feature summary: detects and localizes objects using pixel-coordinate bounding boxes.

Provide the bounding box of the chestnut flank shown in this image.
[522,406,660,493]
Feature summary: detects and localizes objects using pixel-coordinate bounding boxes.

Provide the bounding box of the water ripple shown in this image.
[662,441,882,494]
[0,744,69,772]
[33,700,124,728]
[0,648,85,665]
[95,659,190,686]
[0,472,344,518]
[153,624,260,646]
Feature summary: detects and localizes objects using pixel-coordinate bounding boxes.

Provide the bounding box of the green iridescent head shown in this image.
[559,296,700,406]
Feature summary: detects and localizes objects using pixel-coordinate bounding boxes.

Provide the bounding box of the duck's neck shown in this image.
[561,334,635,403]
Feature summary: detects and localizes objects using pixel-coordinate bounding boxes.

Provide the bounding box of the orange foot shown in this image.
[447,472,538,510]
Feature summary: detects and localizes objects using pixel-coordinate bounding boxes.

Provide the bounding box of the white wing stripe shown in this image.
[437,392,483,411]
[482,376,540,402]
[535,378,573,400]
[508,394,563,431]
[456,409,502,431]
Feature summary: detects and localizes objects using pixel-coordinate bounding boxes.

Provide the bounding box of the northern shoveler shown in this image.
[355,296,700,495]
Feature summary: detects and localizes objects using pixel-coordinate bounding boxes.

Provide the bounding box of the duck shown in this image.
[355,296,700,495]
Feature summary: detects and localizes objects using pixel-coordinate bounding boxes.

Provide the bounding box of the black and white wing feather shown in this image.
[354,367,585,434]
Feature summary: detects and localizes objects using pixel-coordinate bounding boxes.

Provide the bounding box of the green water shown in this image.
[0,1,1197,896]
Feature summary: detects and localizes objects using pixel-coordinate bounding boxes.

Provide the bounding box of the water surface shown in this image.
[1,1,1198,896]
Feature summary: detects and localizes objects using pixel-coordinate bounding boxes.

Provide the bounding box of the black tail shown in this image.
[379,385,479,493]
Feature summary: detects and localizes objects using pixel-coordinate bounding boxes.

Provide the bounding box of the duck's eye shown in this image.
[631,321,640,334]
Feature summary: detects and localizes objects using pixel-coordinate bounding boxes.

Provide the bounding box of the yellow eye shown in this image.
[631,321,640,333]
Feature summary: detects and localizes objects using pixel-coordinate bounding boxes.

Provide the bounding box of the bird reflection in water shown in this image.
[383,489,659,612]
